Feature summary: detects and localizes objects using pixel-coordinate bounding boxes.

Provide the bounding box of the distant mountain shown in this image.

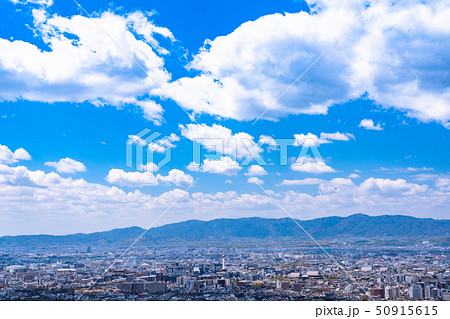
[0,214,449,248]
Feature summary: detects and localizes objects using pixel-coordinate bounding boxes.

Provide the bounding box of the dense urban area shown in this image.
[1,242,449,301]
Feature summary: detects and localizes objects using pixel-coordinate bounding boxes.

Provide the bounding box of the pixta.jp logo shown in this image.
[126,129,175,174]
[126,128,328,173]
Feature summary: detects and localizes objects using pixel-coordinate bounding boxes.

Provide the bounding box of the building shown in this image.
[409,285,423,300]
[147,282,166,293]
[385,286,400,300]
[369,287,384,299]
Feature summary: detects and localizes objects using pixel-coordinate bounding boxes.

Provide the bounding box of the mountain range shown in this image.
[0,214,449,248]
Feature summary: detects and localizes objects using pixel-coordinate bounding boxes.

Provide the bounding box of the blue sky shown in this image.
[0,0,449,235]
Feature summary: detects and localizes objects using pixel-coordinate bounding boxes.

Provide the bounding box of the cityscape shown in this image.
[1,242,449,301]
[0,0,449,312]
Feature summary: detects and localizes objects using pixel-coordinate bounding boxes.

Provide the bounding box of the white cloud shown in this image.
[129,133,179,154]
[279,178,324,186]
[359,119,383,130]
[245,165,268,176]
[157,169,194,186]
[161,0,450,127]
[0,163,62,186]
[378,167,434,173]
[0,144,31,164]
[187,156,242,176]
[320,132,355,141]
[106,169,159,187]
[180,124,263,160]
[318,178,355,193]
[348,173,360,179]
[406,167,434,172]
[258,135,278,150]
[0,160,448,234]
[413,174,439,182]
[0,9,173,123]
[359,178,428,196]
[436,178,450,192]
[106,168,193,187]
[293,133,330,147]
[138,162,159,173]
[0,163,191,233]
[291,156,336,174]
[186,163,200,172]
[248,177,264,185]
[45,157,87,174]
[4,1,449,127]
[8,0,53,6]
[293,132,355,147]
[162,7,355,120]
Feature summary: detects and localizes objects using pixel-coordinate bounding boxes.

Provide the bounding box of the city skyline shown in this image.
[1,240,449,301]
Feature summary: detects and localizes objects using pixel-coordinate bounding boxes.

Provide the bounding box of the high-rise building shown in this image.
[392,286,400,299]
[384,285,400,300]
[222,252,226,270]
[385,286,393,300]
[147,281,166,293]
[409,285,423,300]
[424,286,431,299]
[431,288,438,299]
[369,287,384,299]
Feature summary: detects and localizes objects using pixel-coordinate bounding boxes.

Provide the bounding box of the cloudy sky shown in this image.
[0,0,449,235]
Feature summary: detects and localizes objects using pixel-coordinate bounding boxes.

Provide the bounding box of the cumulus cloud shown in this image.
[160,0,450,127]
[320,132,355,141]
[4,1,448,127]
[406,167,434,172]
[8,0,53,6]
[45,158,87,174]
[138,162,159,173]
[413,174,439,182]
[106,168,193,187]
[180,124,264,160]
[359,177,428,195]
[248,177,264,185]
[318,178,355,193]
[0,9,174,123]
[0,144,31,164]
[0,162,197,234]
[157,169,194,186]
[359,119,383,130]
[106,169,159,187]
[378,167,434,173]
[291,156,336,174]
[187,156,242,176]
[0,163,62,187]
[279,178,324,186]
[162,6,355,120]
[436,178,450,192]
[293,132,354,147]
[129,133,179,154]
[0,159,448,234]
[245,165,268,176]
[293,133,330,147]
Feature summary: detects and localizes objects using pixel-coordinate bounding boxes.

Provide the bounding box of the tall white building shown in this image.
[221,252,226,270]
[385,286,393,300]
